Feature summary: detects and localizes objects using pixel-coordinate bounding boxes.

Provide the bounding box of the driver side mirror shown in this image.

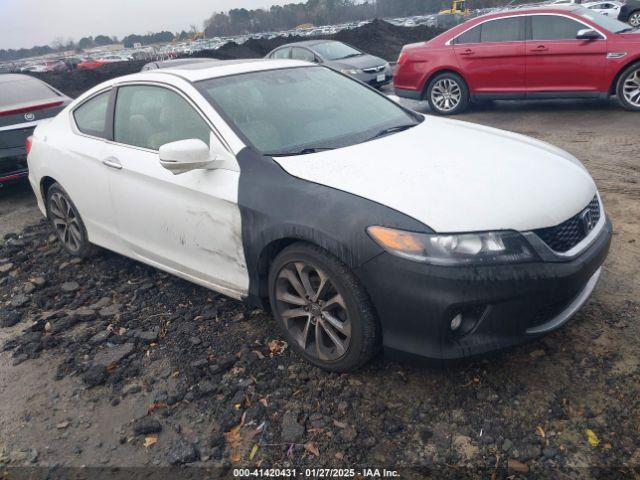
[159,139,231,175]
[576,28,602,41]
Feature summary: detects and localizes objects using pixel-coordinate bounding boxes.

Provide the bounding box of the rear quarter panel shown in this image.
[394,43,462,95]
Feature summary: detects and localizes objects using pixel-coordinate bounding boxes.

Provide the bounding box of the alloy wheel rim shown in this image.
[630,13,640,27]
[49,192,82,253]
[431,78,462,112]
[274,261,351,362]
[623,69,640,107]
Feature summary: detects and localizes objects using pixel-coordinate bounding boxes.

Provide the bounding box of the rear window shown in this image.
[0,76,59,107]
[454,18,524,44]
[480,18,524,42]
[73,91,111,138]
[455,25,481,44]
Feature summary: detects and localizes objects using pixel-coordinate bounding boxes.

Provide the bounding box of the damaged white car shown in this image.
[27,59,611,371]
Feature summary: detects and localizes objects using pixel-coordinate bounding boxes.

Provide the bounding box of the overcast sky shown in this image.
[0,0,293,50]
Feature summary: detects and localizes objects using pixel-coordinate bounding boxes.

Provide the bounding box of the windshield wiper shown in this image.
[267,147,336,157]
[617,27,638,33]
[366,123,417,142]
[338,53,362,60]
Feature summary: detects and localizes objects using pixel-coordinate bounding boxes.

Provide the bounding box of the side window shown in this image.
[291,47,316,63]
[455,25,481,44]
[531,16,585,40]
[73,91,110,138]
[271,48,291,59]
[114,85,210,151]
[480,18,524,42]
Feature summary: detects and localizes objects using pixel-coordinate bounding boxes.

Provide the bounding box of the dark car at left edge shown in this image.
[0,74,71,187]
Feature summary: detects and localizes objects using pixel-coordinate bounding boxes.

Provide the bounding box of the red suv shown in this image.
[394,6,640,114]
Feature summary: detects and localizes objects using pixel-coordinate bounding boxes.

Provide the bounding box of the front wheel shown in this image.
[426,72,470,115]
[268,242,380,372]
[616,62,640,111]
[628,11,640,27]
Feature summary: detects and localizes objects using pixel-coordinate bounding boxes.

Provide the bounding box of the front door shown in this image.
[453,17,526,94]
[106,84,248,298]
[526,14,607,93]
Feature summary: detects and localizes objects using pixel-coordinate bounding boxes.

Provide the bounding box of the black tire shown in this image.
[426,72,470,115]
[628,11,640,28]
[45,183,100,258]
[616,62,640,112]
[268,242,380,372]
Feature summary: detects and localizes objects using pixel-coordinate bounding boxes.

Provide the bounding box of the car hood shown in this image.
[272,117,597,233]
[330,54,387,70]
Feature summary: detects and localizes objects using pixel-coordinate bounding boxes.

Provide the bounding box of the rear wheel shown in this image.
[629,11,640,27]
[426,72,470,115]
[268,242,380,372]
[616,62,640,111]
[46,183,99,258]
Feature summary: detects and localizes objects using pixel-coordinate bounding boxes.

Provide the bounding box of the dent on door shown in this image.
[107,144,250,300]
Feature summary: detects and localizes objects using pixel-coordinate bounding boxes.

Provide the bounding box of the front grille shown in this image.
[534,196,601,253]
[363,65,386,74]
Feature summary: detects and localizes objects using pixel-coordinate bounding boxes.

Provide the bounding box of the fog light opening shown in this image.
[449,306,487,337]
[450,313,463,331]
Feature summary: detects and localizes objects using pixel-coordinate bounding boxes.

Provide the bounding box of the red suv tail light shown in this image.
[26,136,33,155]
[397,51,408,66]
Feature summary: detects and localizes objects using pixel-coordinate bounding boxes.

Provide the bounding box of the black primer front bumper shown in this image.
[355,218,612,362]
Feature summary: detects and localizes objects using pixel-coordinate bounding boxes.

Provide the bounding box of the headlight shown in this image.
[367,226,536,266]
[340,68,362,75]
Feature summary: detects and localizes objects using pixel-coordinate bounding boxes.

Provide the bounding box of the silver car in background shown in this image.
[266,40,392,88]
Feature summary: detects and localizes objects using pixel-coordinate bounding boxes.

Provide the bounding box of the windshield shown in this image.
[197,66,420,156]
[576,7,635,33]
[312,41,362,61]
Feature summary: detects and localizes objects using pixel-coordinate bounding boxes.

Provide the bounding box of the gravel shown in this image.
[132,417,162,436]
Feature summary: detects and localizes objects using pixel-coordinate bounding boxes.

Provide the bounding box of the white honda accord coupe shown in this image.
[27,59,612,371]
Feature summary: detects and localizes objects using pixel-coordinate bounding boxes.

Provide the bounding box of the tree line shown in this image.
[202,0,489,37]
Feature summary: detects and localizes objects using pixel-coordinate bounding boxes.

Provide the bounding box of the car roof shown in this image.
[0,73,45,85]
[475,4,582,20]
[139,58,312,82]
[152,57,219,68]
[275,39,340,49]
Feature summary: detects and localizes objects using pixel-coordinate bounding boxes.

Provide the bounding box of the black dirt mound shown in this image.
[33,60,149,99]
[334,18,443,61]
[32,19,444,99]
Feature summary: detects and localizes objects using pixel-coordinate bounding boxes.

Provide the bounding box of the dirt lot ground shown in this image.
[0,98,638,479]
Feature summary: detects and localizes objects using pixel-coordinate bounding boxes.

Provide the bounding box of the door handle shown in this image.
[531,45,549,52]
[459,49,475,56]
[102,157,122,170]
